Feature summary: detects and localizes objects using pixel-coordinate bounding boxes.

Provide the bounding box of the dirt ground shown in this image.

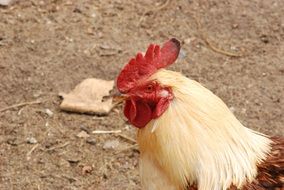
[0,0,283,189]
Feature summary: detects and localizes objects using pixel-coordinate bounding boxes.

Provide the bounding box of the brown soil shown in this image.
[0,0,283,189]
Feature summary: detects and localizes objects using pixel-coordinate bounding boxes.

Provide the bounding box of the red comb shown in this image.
[117,38,180,93]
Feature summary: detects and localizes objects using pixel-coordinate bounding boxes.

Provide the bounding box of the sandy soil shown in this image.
[0,0,283,189]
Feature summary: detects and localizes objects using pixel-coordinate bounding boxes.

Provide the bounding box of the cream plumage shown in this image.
[116,39,284,190]
[138,69,272,190]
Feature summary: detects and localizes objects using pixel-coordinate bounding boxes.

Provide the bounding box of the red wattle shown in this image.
[152,98,170,119]
[124,99,152,128]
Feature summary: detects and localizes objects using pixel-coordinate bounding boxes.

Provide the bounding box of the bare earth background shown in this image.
[0,0,283,189]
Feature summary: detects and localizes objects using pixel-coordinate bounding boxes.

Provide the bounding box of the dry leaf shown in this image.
[59,78,114,115]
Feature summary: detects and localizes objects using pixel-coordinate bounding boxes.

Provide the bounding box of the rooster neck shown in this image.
[137,69,272,190]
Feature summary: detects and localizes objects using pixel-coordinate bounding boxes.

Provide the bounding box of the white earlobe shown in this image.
[159,90,169,98]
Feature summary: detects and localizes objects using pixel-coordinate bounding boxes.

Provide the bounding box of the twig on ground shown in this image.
[202,35,243,57]
[190,15,243,57]
[46,142,70,151]
[26,144,39,161]
[117,134,136,144]
[0,100,44,112]
[50,174,78,182]
[138,0,171,26]
[54,123,66,136]
[154,0,170,11]
[92,130,122,134]
[61,174,78,182]
[115,144,139,154]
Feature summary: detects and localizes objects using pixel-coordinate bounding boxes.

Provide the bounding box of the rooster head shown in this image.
[116,39,181,128]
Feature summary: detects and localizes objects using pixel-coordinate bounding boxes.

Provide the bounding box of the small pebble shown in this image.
[178,49,187,60]
[63,152,81,164]
[91,13,96,18]
[232,23,238,29]
[230,46,237,51]
[45,109,53,117]
[33,91,42,98]
[58,158,71,168]
[0,0,13,6]
[82,165,93,175]
[184,38,193,44]
[6,138,20,146]
[76,131,90,138]
[260,34,269,44]
[103,140,119,150]
[27,137,37,144]
[124,125,131,130]
[229,106,236,113]
[80,125,91,134]
[86,137,97,145]
[67,157,81,163]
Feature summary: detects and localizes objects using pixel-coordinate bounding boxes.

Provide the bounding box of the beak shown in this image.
[112,91,128,102]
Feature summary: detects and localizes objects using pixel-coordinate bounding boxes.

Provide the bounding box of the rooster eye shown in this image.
[146,84,154,92]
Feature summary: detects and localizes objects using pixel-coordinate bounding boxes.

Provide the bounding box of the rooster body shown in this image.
[138,70,283,190]
[116,39,284,190]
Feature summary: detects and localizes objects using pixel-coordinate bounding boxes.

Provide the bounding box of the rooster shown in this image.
[116,38,284,190]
